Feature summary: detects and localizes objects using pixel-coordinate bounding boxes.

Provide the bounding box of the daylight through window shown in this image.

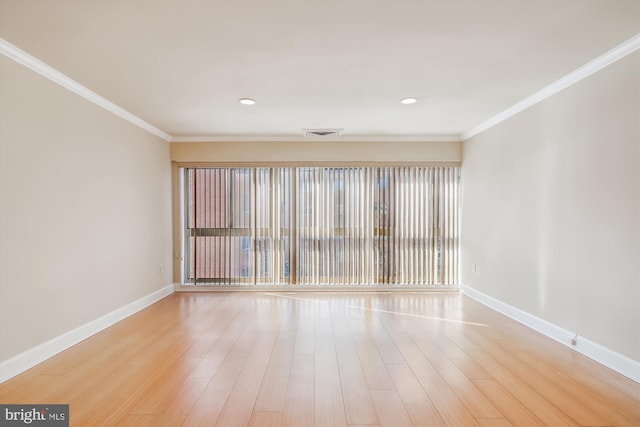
[183,166,459,287]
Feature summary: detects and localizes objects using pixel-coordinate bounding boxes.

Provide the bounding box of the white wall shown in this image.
[461,52,639,361]
[0,56,172,362]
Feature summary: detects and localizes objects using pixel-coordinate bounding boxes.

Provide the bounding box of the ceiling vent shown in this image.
[303,128,343,137]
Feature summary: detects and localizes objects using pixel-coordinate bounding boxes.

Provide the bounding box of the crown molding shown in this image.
[170,135,462,143]
[462,33,640,141]
[4,31,637,145]
[0,38,172,142]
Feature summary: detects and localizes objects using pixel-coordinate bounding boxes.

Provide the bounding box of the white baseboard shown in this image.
[0,284,174,383]
[461,284,640,383]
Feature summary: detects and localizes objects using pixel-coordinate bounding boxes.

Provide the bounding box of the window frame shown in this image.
[173,162,461,290]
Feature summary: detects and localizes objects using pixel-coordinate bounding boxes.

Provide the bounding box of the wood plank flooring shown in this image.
[0,291,638,426]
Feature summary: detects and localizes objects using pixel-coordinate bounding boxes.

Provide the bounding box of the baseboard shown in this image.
[0,284,174,383]
[461,284,640,383]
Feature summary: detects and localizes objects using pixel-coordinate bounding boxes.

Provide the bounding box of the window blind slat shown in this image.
[184,166,459,287]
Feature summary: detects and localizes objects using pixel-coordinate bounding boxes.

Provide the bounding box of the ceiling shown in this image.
[0,0,638,141]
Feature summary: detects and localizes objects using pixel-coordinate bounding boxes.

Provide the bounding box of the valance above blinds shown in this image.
[183,166,459,287]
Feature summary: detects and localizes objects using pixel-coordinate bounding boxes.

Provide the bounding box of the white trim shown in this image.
[4,32,638,146]
[0,285,174,384]
[0,38,172,142]
[170,135,462,143]
[462,33,640,141]
[461,284,640,383]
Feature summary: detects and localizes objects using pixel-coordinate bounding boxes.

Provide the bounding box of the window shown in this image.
[183,166,459,287]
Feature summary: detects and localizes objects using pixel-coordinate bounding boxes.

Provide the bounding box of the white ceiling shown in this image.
[0,0,638,141]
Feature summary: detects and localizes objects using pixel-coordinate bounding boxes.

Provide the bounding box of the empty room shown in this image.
[0,1,638,426]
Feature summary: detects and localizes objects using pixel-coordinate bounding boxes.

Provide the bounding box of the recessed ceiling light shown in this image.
[400,97,418,105]
[239,98,256,105]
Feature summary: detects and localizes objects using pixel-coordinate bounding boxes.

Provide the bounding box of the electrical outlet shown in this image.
[157,264,163,275]
[472,263,477,273]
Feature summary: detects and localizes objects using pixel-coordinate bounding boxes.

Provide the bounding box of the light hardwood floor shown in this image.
[1,291,638,426]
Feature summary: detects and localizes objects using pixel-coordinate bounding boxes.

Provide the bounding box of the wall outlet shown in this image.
[157,264,163,275]
[472,263,477,273]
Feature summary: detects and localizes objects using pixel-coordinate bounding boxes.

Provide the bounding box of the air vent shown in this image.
[303,128,343,137]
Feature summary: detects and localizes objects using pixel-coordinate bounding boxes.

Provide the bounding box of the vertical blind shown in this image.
[184,166,459,287]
